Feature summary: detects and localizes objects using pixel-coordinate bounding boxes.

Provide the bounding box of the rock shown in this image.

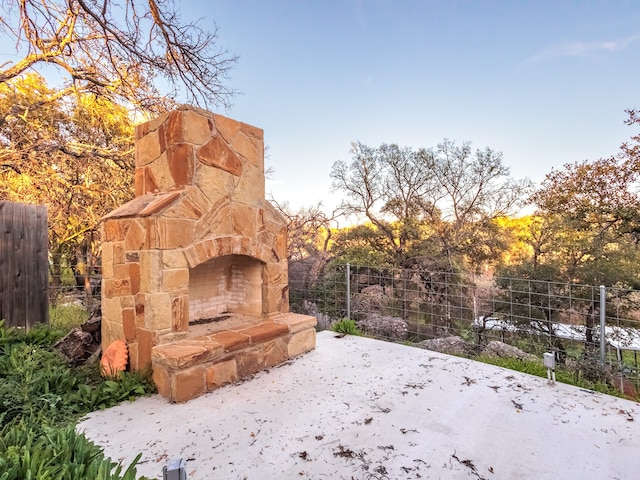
[482,341,536,361]
[300,300,333,331]
[101,339,129,378]
[81,314,101,335]
[53,314,102,365]
[53,328,96,364]
[418,336,475,356]
[358,314,408,340]
[351,285,386,316]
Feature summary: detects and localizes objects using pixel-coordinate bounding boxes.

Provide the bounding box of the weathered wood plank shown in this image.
[34,205,49,326]
[0,201,14,326]
[0,201,48,329]
[11,202,27,327]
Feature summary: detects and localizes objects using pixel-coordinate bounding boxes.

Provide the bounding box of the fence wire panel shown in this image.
[603,286,640,376]
[289,263,640,390]
[46,263,102,329]
[33,259,640,391]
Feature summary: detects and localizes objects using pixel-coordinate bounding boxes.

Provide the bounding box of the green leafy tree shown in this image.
[0,74,135,295]
[0,0,237,298]
[495,110,640,351]
[329,140,529,334]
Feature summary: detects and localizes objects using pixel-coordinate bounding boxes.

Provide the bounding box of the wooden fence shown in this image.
[0,201,49,329]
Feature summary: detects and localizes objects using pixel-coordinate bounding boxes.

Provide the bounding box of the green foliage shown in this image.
[330,140,530,271]
[499,117,640,310]
[0,73,136,287]
[331,319,362,336]
[0,423,144,480]
[330,224,398,267]
[0,339,156,429]
[98,369,156,404]
[0,322,154,479]
[476,355,548,377]
[0,321,63,348]
[49,304,90,333]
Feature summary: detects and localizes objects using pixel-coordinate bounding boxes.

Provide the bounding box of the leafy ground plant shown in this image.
[0,321,154,479]
[331,318,363,336]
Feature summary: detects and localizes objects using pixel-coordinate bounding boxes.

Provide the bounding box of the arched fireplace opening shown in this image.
[189,254,264,322]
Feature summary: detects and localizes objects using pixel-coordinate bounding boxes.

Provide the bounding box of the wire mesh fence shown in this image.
[289,262,640,394]
[46,264,102,329]
[32,259,640,396]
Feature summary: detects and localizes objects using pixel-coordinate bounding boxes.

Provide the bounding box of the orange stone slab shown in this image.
[240,322,289,345]
[262,338,289,368]
[235,345,266,378]
[152,363,172,398]
[210,330,251,352]
[196,136,243,176]
[206,359,238,389]
[274,313,318,334]
[152,341,223,369]
[172,366,206,403]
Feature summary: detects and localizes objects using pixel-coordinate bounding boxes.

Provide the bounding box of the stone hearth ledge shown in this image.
[151,313,316,402]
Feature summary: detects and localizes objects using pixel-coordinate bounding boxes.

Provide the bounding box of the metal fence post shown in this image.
[346,263,351,320]
[600,285,606,366]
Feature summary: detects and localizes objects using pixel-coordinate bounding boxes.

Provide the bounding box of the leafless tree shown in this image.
[0,0,237,112]
[269,197,342,262]
[331,140,531,270]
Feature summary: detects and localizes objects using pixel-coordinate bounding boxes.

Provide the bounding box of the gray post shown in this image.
[346,263,351,320]
[600,285,606,366]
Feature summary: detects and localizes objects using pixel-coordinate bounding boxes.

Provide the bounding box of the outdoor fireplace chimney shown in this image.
[100,106,315,393]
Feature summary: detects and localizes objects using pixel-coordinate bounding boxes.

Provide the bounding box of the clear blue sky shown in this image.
[199,2,638,212]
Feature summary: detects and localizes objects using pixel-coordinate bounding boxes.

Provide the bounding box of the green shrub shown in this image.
[0,321,154,479]
[0,320,63,348]
[331,318,362,336]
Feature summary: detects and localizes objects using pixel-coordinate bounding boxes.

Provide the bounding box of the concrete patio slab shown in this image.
[77,331,640,479]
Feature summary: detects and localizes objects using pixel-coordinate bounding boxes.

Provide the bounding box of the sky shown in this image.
[178,1,640,215]
[3,1,637,215]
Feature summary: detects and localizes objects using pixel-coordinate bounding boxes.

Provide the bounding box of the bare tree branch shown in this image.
[1,0,238,111]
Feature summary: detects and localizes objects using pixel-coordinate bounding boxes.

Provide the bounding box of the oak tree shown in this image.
[0,1,237,298]
[495,110,640,351]
[330,140,530,271]
[0,73,134,295]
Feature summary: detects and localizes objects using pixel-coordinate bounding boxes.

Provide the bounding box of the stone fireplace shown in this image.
[100,106,316,402]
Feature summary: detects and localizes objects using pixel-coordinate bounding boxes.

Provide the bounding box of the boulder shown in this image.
[418,336,475,356]
[482,341,536,361]
[358,314,408,340]
[351,285,386,316]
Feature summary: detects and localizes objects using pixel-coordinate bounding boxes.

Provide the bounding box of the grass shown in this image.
[397,324,634,398]
[49,304,91,332]
[474,354,621,397]
[0,320,155,479]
